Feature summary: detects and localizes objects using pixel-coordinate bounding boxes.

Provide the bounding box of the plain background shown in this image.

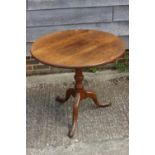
[0,0,155,155]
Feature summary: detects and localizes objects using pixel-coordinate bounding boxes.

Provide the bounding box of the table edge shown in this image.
[31,50,125,69]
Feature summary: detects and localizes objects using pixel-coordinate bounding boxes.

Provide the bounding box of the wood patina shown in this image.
[31,29,125,137]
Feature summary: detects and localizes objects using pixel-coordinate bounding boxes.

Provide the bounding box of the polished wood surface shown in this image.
[31,29,125,68]
[31,29,125,138]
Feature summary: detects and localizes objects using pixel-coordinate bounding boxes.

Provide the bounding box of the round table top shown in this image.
[31,29,125,69]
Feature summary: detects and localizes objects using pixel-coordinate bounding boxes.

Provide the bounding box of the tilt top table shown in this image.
[31,29,125,138]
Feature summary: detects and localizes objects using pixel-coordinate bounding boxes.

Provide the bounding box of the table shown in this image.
[31,29,125,138]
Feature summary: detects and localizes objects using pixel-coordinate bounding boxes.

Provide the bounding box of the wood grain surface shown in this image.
[31,29,125,68]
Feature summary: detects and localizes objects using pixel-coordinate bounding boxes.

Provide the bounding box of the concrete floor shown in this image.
[26,70,129,155]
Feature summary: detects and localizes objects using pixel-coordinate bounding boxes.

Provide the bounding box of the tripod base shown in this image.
[56,69,111,138]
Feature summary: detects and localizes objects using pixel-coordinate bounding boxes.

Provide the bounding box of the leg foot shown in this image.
[86,90,111,108]
[68,93,81,138]
[56,88,75,103]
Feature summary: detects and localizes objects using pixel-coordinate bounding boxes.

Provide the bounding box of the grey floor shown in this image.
[27,70,129,155]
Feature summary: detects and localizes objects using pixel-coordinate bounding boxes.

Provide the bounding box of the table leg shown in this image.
[56,68,111,138]
[55,88,75,103]
[86,90,111,108]
[68,93,81,138]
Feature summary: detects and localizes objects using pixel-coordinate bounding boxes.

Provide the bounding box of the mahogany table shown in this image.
[31,29,125,138]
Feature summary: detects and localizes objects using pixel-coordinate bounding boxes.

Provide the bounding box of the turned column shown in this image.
[74,68,87,100]
[74,68,84,92]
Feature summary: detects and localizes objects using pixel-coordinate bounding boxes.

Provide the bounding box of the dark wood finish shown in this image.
[31,29,125,138]
[31,29,125,68]
[56,68,111,137]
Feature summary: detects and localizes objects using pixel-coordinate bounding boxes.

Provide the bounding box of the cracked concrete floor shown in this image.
[26,70,129,155]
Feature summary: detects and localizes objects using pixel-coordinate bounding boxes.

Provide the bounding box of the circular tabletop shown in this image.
[31,29,125,69]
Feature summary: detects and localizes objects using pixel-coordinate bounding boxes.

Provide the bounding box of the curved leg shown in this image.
[56,88,75,103]
[68,93,81,138]
[86,90,111,108]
